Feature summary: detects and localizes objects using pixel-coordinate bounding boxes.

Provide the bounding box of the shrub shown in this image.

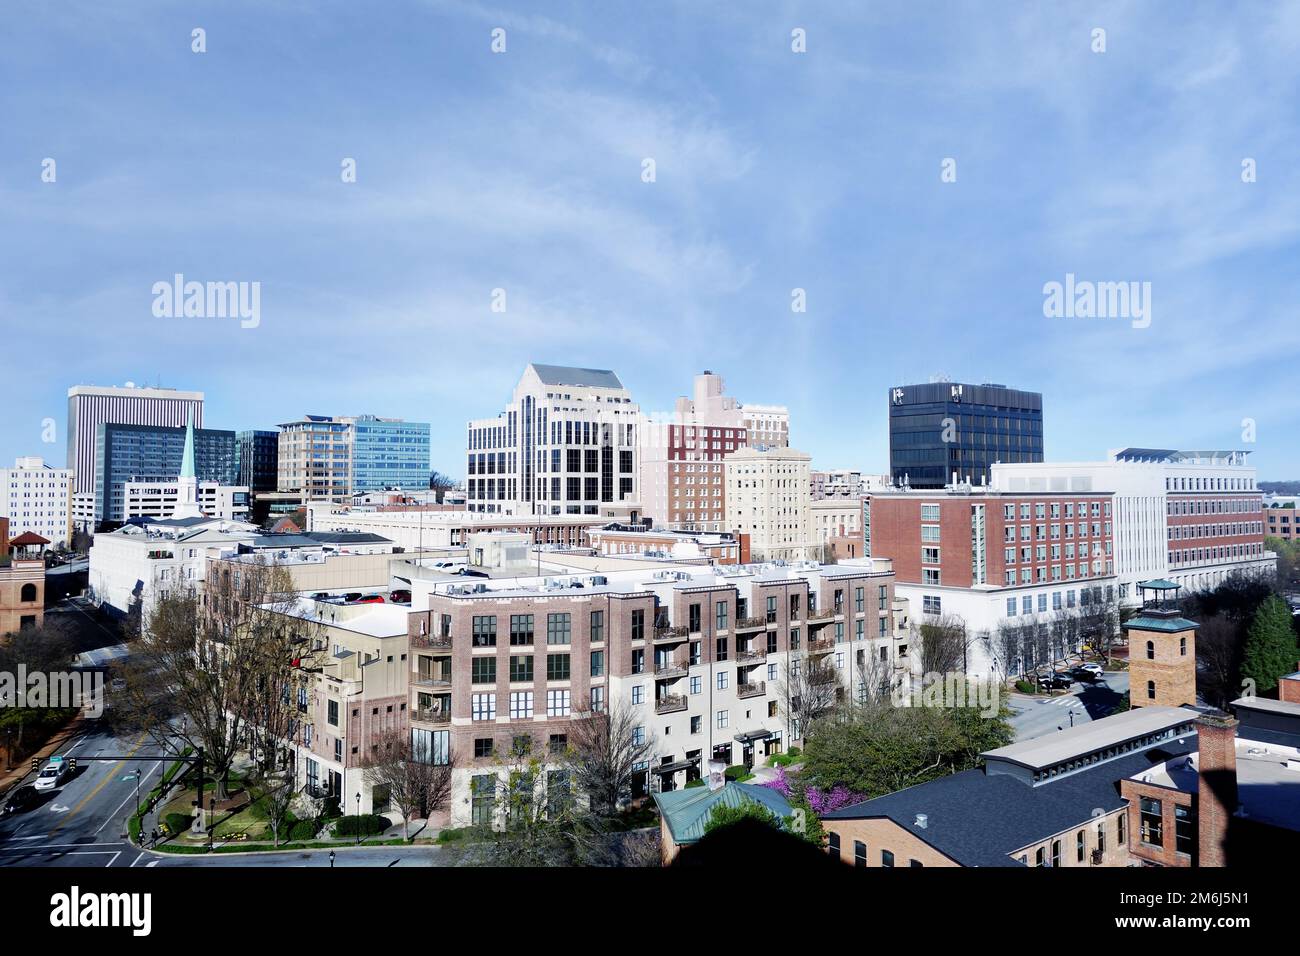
[333,814,391,837]
[289,819,318,842]
[684,778,705,789]
[1015,679,1036,694]
[164,812,192,835]
[723,765,752,782]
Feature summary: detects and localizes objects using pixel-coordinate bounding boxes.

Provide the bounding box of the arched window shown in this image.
[1147,680,1156,700]
[1179,636,1187,656]
[1146,640,1155,660]
[20,583,37,603]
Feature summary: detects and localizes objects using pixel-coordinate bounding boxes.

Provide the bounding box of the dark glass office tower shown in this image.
[235,430,280,493]
[888,382,1043,489]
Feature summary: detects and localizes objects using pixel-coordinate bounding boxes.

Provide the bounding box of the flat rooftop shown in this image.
[982,706,1195,771]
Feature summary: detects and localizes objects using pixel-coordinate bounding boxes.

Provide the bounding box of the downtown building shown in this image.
[724,445,813,562]
[991,449,1271,600]
[278,414,431,504]
[888,381,1043,489]
[67,383,204,496]
[404,557,908,828]
[465,364,641,518]
[0,457,72,546]
[639,372,790,532]
[92,421,237,523]
[869,485,1117,678]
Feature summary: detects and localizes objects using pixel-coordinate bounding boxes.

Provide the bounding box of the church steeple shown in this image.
[171,411,202,518]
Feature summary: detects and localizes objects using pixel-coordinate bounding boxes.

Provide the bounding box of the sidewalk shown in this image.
[0,712,87,799]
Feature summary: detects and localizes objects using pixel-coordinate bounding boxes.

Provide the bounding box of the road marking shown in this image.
[49,733,146,834]
[0,842,127,851]
[147,859,159,867]
[97,760,161,834]
[129,852,144,867]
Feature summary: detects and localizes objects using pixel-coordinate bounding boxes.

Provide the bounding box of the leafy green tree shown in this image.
[1241,595,1300,694]
[703,801,781,836]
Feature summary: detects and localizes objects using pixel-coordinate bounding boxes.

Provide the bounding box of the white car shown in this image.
[34,756,69,791]
[1078,662,1105,677]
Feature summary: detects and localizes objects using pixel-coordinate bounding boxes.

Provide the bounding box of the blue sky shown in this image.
[3,1,1299,479]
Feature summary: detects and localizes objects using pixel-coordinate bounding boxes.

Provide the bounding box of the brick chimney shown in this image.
[1195,710,1238,868]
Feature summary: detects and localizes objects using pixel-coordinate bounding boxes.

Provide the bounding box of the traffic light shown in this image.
[31,757,39,771]
[68,758,77,773]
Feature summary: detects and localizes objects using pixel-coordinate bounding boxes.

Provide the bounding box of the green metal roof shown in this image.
[652,782,793,845]
[1136,579,1180,590]
[1126,614,1197,633]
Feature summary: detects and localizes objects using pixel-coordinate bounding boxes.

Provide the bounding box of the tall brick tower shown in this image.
[1195,709,1238,867]
[1126,580,1198,708]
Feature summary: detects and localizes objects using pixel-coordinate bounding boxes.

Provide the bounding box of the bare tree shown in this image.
[1196,614,1246,710]
[428,471,458,501]
[776,653,839,743]
[362,727,455,840]
[563,704,654,818]
[251,769,297,847]
[917,614,970,675]
[116,560,320,800]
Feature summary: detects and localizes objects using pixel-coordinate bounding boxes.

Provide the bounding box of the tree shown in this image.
[562,704,654,818]
[428,471,458,501]
[251,770,297,848]
[1241,595,1300,694]
[466,747,578,867]
[917,614,970,675]
[361,727,454,840]
[1077,598,1119,664]
[116,560,321,800]
[1196,614,1247,709]
[703,800,782,836]
[776,653,839,742]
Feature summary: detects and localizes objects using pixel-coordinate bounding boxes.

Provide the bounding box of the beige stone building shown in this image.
[724,446,812,562]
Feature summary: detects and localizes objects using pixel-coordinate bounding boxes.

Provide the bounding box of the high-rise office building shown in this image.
[0,457,73,546]
[235,430,280,493]
[466,364,641,517]
[277,415,430,503]
[888,382,1043,489]
[67,384,204,496]
[93,422,236,522]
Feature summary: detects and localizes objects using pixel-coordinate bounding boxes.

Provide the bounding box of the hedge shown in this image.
[164,812,193,835]
[289,819,318,842]
[333,814,391,837]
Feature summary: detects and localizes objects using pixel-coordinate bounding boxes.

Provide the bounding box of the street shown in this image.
[1007,671,1130,742]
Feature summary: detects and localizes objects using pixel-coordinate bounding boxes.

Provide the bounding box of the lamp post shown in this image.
[133,768,142,817]
[355,792,361,845]
[329,850,335,868]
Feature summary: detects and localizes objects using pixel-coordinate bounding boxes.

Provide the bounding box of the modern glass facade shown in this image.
[888,382,1043,489]
[94,423,236,521]
[351,416,431,492]
[235,430,279,493]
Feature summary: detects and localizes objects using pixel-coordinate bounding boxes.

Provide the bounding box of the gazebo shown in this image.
[8,531,50,562]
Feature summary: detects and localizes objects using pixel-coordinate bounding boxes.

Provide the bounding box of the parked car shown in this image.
[1069,667,1101,683]
[351,594,386,605]
[1077,662,1105,677]
[2,785,41,815]
[1036,671,1075,690]
[34,756,69,791]
[342,592,363,603]
[389,589,411,604]
[430,560,463,572]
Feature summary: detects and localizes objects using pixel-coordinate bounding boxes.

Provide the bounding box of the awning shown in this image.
[653,760,695,775]
[733,730,772,744]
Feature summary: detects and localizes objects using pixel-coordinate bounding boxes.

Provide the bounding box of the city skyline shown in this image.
[4,4,1299,477]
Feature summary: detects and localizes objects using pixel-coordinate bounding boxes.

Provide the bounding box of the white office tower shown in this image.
[66,383,204,495]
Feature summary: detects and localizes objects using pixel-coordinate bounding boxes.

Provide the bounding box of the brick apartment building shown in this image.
[1263,503,1298,541]
[404,559,908,827]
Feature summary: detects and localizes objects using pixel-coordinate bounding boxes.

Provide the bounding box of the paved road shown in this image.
[0,722,173,868]
[1008,671,1130,742]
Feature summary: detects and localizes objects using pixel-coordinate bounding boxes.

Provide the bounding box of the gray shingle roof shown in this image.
[822,738,1197,867]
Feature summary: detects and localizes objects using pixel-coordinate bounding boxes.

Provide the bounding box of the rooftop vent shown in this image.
[914,813,928,829]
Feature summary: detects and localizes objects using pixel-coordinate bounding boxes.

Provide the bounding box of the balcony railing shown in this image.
[807,607,835,622]
[736,647,766,663]
[413,673,451,688]
[808,668,837,685]
[654,661,687,679]
[655,694,688,714]
[736,616,767,631]
[654,625,689,643]
[417,708,451,724]
[412,633,453,650]
[807,637,835,656]
[737,681,766,699]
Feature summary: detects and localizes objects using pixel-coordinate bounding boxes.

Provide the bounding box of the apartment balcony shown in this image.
[654,660,688,680]
[653,625,689,645]
[736,616,767,632]
[736,646,766,664]
[737,680,767,699]
[416,708,451,724]
[806,637,835,656]
[412,633,453,650]
[413,673,451,689]
[655,694,688,715]
[807,607,836,625]
[808,668,837,686]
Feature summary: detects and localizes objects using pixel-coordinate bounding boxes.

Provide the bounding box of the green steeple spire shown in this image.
[180,410,196,479]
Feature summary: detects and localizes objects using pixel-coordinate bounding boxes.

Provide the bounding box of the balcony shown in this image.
[654,660,688,679]
[416,708,451,724]
[807,607,835,625]
[736,616,767,632]
[736,646,766,664]
[413,672,451,689]
[653,625,689,644]
[807,637,835,656]
[412,633,452,650]
[808,668,837,685]
[655,694,688,715]
[737,681,766,699]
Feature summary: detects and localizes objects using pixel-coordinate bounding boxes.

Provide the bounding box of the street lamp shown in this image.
[355,792,362,845]
[329,850,335,868]
[133,768,142,817]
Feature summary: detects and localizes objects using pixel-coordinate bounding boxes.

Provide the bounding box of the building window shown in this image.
[509,614,534,645]
[1175,805,1194,856]
[631,609,645,641]
[1146,640,1155,660]
[547,653,571,681]
[472,657,496,684]
[716,637,728,662]
[631,648,645,674]
[590,650,604,677]
[471,775,495,826]
[827,832,841,860]
[471,693,496,721]
[1077,830,1086,863]
[716,710,728,729]
[854,841,867,867]
[590,685,605,712]
[472,615,497,647]
[546,612,572,644]
[1179,636,1187,656]
[547,689,571,717]
[474,738,494,759]
[1140,796,1163,847]
[881,849,894,868]
[1147,680,1156,700]
[327,699,339,726]
[590,610,604,642]
[509,691,533,719]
